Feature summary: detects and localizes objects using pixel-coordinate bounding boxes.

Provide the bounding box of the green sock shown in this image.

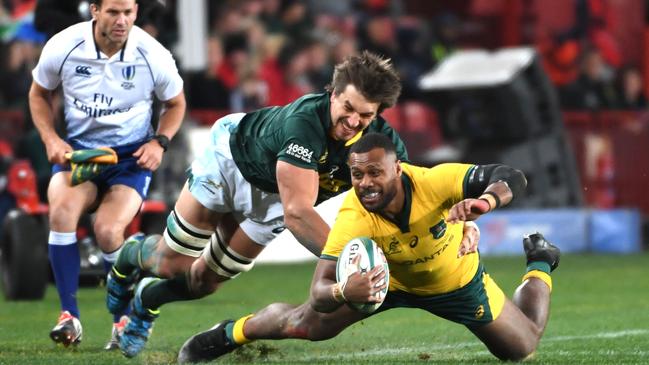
[114,235,159,278]
[140,273,196,310]
[527,261,551,274]
[113,239,140,277]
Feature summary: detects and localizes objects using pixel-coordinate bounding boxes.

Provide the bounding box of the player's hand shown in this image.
[133,140,164,171]
[343,256,387,303]
[45,137,73,165]
[458,221,480,257]
[447,198,491,223]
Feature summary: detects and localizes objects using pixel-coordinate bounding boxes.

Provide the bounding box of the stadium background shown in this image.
[0,1,648,364]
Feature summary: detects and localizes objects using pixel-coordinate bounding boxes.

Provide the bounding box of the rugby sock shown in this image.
[139,273,196,310]
[114,234,158,276]
[48,231,80,319]
[225,315,254,345]
[103,248,131,321]
[523,262,553,291]
[113,237,141,276]
[102,248,120,274]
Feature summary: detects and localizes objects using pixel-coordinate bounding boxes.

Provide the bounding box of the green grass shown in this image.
[1,253,648,364]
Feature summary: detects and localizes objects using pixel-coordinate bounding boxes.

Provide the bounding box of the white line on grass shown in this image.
[309,329,649,360]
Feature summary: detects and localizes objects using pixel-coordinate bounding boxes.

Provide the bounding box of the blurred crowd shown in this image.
[0,0,646,114]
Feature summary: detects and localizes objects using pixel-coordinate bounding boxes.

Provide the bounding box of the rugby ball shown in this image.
[335,237,390,313]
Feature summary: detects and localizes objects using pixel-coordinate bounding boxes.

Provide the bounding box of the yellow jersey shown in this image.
[322,163,480,296]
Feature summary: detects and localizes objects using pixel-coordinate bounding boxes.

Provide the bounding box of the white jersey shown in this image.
[32,20,183,148]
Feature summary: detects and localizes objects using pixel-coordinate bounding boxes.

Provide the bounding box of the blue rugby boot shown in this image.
[119,277,159,358]
[523,232,560,272]
[106,233,145,314]
[177,320,240,364]
[106,268,139,315]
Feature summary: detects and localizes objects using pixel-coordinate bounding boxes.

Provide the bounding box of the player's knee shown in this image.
[188,260,222,298]
[493,340,537,361]
[93,221,126,250]
[48,201,81,229]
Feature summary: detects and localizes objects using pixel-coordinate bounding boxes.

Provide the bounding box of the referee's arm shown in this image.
[29,81,73,165]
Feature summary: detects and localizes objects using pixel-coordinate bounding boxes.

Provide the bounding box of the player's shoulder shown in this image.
[45,21,89,53]
[403,162,473,189]
[128,25,172,58]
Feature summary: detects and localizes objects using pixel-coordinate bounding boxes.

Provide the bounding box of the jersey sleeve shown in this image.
[320,194,372,261]
[366,116,409,163]
[152,48,184,101]
[276,115,325,170]
[424,163,475,205]
[31,36,64,90]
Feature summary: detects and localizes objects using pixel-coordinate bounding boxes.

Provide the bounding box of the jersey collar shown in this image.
[85,19,138,62]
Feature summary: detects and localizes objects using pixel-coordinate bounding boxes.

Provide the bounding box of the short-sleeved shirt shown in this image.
[229,92,408,203]
[32,20,183,148]
[322,163,480,296]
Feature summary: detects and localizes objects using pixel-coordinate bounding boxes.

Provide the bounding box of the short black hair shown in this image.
[349,132,397,155]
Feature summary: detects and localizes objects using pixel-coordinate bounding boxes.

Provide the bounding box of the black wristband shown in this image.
[152,134,169,152]
[482,191,501,209]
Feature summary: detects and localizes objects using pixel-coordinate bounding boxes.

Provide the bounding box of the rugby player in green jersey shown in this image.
[178,132,560,363]
[107,51,441,357]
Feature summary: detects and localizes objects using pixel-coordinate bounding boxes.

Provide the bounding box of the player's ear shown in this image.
[395,160,402,177]
[90,3,99,18]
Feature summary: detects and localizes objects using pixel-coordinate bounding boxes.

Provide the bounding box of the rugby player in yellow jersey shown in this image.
[177,132,560,363]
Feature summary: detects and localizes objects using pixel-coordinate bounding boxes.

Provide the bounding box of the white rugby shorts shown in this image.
[187,113,285,245]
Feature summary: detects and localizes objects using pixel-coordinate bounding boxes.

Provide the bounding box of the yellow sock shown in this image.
[522,270,552,291]
[232,314,254,345]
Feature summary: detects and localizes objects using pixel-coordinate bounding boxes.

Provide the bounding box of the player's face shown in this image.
[349,148,401,213]
[92,0,138,45]
[329,84,380,141]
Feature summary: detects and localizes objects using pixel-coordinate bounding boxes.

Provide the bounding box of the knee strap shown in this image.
[163,209,213,258]
[203,232,254,278]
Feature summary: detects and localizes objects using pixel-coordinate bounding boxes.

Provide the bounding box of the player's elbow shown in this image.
[282,204,310,231]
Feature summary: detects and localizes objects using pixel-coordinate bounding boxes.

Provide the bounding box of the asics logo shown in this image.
[75,65,91,76]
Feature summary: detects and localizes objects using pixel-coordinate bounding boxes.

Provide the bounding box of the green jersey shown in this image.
[229,92,408,203]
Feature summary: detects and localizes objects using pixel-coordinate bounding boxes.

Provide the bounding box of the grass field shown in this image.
[1,253,648,365]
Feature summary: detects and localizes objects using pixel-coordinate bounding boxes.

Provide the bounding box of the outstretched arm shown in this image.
[448,165,526,223]
[276,161,330,256]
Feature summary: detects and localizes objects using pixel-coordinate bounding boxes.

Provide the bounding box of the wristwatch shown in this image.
[152,134,169,152]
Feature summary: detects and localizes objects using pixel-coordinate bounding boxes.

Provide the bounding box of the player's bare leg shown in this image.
[94,184,142,350]
[470,232,559,361]
[120,224,262,357]
[178,301,366,363]
[47,172,97,347]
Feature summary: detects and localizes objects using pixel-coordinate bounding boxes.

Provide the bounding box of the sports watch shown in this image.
[152,134,170,152]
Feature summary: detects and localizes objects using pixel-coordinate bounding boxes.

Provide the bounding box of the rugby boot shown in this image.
[106,233,145,314]
[104,315,129,351]
[119,277,159,358]
[177,320,240,364]
[50,311,82,347]
[523,232,560,272]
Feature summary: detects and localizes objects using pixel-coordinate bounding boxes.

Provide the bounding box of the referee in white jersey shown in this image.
[28,0,185,350]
